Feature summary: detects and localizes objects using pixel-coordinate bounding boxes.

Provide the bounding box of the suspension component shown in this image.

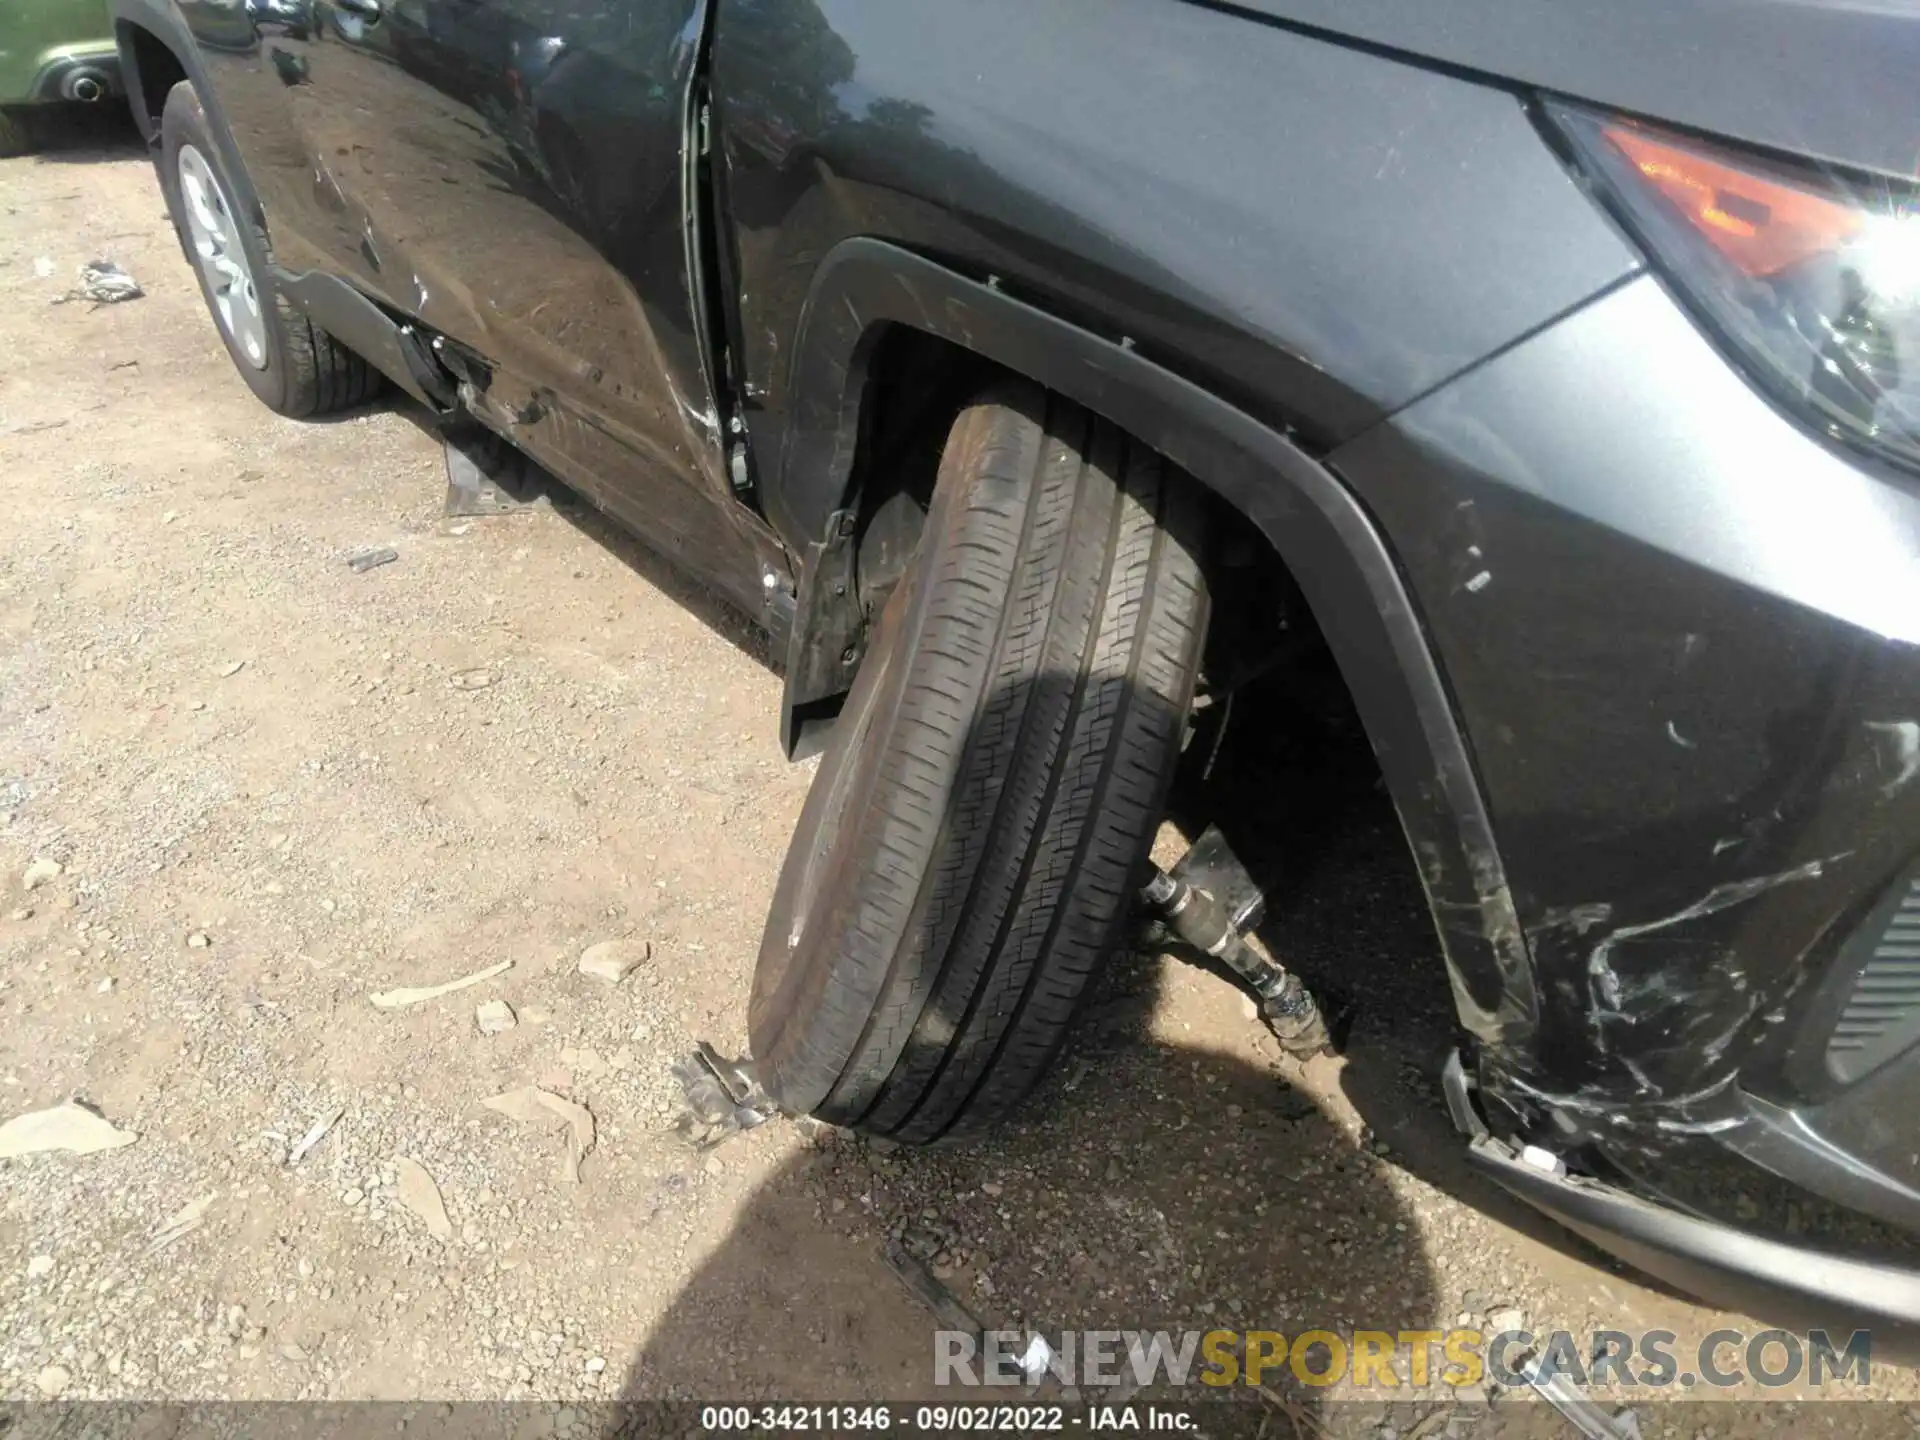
[1142,863,1329,1056]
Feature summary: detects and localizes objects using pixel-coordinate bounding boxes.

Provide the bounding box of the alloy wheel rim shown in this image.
[176,144,268,371]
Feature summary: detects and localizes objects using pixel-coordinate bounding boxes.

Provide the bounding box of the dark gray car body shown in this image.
[107,0,1920,1322]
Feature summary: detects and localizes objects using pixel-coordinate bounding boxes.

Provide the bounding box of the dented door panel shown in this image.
[234,0,771,608]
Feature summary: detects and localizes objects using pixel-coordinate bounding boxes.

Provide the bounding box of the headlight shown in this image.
[1550,102,1920,474]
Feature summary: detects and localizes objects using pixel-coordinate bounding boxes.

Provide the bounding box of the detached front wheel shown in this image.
[750,380,1209,1143]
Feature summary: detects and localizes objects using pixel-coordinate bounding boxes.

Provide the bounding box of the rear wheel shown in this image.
[750,380,1209,1142]
[158,81,378,417]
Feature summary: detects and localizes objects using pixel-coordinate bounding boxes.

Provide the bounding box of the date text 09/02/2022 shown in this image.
[699,1404,1197,1430]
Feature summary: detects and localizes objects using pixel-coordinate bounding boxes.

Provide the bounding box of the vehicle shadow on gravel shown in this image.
[615,1021,1443,1432]
[613,664,1451,1434]
[390,407,776,669]
[21,101,145,160]
[549,495,773,670]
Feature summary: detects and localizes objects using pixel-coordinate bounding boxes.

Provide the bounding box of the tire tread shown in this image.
[751,381,1207,1141]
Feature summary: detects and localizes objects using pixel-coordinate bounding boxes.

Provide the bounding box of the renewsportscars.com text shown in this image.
[934,1327,1873,1390]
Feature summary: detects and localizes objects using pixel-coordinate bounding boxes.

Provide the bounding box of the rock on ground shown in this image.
[577,939,648,984]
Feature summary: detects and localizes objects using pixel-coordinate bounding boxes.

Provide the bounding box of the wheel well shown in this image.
[839,325,1337,714]
[828,319,1387,832]
[121,23,186,134]
[839,328,1457,1045]
[839,326,996,618]
[828,326,1446,1030]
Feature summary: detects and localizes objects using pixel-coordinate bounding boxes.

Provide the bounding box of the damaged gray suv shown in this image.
[109,0,1920,1326]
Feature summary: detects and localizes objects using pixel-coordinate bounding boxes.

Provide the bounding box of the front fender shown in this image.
[770,237,1536,1058]
[111,0,262,230]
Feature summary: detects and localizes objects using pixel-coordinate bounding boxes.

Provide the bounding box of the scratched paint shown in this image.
[1586,857,1838,1016]
[1867,720,1920,797]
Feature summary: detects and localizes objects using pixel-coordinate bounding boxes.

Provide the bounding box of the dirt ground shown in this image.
[3,115,1919,1437]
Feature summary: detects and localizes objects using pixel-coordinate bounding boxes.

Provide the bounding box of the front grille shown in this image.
[1827,876,1920,1085]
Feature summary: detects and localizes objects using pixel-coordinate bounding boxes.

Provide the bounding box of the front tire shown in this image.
[750,380,1209,1142]
[157,81,378,417]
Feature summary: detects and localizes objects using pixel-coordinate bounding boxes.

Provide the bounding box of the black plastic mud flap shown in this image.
[442,425,551,516]
[779,508,864,761]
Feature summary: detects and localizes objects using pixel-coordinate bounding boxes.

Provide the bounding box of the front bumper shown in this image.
[1332,272,1920,1315]
[1468,1135,1920,1331]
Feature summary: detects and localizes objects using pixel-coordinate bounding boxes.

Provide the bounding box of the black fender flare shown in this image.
[109,0,265,236]
[767,236,1536,1051]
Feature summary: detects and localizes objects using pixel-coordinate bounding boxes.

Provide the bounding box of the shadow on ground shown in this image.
[21,100,145,160]
[617,1015,1442,1427]
[612,658,1451,1430]
[390,407,775,671]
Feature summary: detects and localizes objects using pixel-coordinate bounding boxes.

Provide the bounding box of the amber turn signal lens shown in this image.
[1552,101,1920,472]
[1600,124,1863,278]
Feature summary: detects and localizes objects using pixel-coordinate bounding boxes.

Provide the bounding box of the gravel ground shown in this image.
[2,113,1918,1438]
